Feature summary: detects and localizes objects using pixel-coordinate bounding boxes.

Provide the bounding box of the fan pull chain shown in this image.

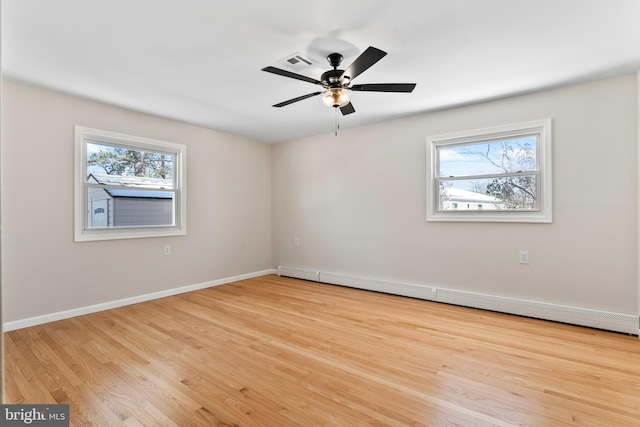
[335,107,339,136]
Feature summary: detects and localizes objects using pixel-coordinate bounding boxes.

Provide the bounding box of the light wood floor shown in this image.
[4,275,640,426]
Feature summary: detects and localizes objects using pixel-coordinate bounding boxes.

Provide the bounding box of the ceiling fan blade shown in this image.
[340,46,387,82]
[262,66,323,86]
[273,92,322,108]
[351,83,416,93]
[340,102,356,115]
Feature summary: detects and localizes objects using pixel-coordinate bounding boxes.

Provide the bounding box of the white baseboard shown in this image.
[278,265,639,335]
[319,271,437,302]
[3,269,278,332]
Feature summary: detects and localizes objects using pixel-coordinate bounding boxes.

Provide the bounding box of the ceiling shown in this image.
[4,0,640,144]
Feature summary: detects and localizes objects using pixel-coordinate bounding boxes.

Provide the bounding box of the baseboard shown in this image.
[3,268,278,332]
[319,271,437,302]
[277,265,319,282]
[278,265,639,335]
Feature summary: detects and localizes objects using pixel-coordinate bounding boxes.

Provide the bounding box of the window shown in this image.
[427,119,551,223]
[74,126,187,241]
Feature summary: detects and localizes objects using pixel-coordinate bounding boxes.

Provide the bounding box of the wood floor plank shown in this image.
[4,275,640,426]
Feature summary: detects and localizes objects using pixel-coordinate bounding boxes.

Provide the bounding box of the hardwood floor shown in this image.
[4,274,640,426]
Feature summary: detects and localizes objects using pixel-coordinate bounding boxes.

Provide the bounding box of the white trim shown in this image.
[74,126,188,242]
[3,269,277,331]
[426,119,552,223]
[278,265,639,335]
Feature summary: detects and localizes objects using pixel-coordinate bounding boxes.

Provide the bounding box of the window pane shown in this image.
[87,187,175,228]
[438,135,537,178]
[86,141,175,183]
[439,176,538,211]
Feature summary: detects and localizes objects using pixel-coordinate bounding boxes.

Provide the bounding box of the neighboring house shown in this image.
[87,174,173,227]
[440,186,502,210]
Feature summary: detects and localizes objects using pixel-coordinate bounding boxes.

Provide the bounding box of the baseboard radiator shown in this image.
[277,265,639,335]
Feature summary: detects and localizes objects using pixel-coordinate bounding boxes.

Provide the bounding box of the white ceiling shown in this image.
[4,0,640,143]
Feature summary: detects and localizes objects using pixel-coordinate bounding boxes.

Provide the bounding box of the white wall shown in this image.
[3,74,638,327]
[2,81,272,324]
[272,74,638,315]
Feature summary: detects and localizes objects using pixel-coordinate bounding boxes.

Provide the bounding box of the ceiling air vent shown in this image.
[277,52,317,70]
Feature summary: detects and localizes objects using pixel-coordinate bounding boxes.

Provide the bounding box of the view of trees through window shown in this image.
[87,142,174,180]
[437,135,538,211]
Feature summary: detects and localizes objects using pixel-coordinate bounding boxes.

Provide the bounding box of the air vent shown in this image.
[277,52,317,70]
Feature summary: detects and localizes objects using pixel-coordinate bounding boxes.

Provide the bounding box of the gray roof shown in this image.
[105,189,173,199]
[89,174,174,199]
[89,173,173,189]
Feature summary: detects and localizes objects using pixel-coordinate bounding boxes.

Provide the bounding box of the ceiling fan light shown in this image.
[321,88,351,108]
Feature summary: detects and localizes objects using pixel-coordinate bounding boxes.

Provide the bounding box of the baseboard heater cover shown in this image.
[319,272,436,301]
[277,265,639,335]
[278,265,320,282]
[436,288,638,335]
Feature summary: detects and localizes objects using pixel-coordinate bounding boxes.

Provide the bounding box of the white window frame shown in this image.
[426,119,552,223]
[74,126,187,241]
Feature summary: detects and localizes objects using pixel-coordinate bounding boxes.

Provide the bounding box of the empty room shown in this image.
[2,1,640,426]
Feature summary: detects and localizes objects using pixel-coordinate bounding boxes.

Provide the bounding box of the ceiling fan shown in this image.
[262,46,416,116]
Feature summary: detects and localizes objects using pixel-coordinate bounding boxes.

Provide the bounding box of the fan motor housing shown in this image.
[321,69,345,87]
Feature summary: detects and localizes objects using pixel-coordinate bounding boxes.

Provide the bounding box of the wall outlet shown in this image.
[519,250,529,264]
[293,237,299,246]
[164,245,171,256]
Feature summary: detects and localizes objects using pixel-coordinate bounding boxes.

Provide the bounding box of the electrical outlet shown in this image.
[519,250,529,264]
[293,237,299,246]
[164,245,171,256]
